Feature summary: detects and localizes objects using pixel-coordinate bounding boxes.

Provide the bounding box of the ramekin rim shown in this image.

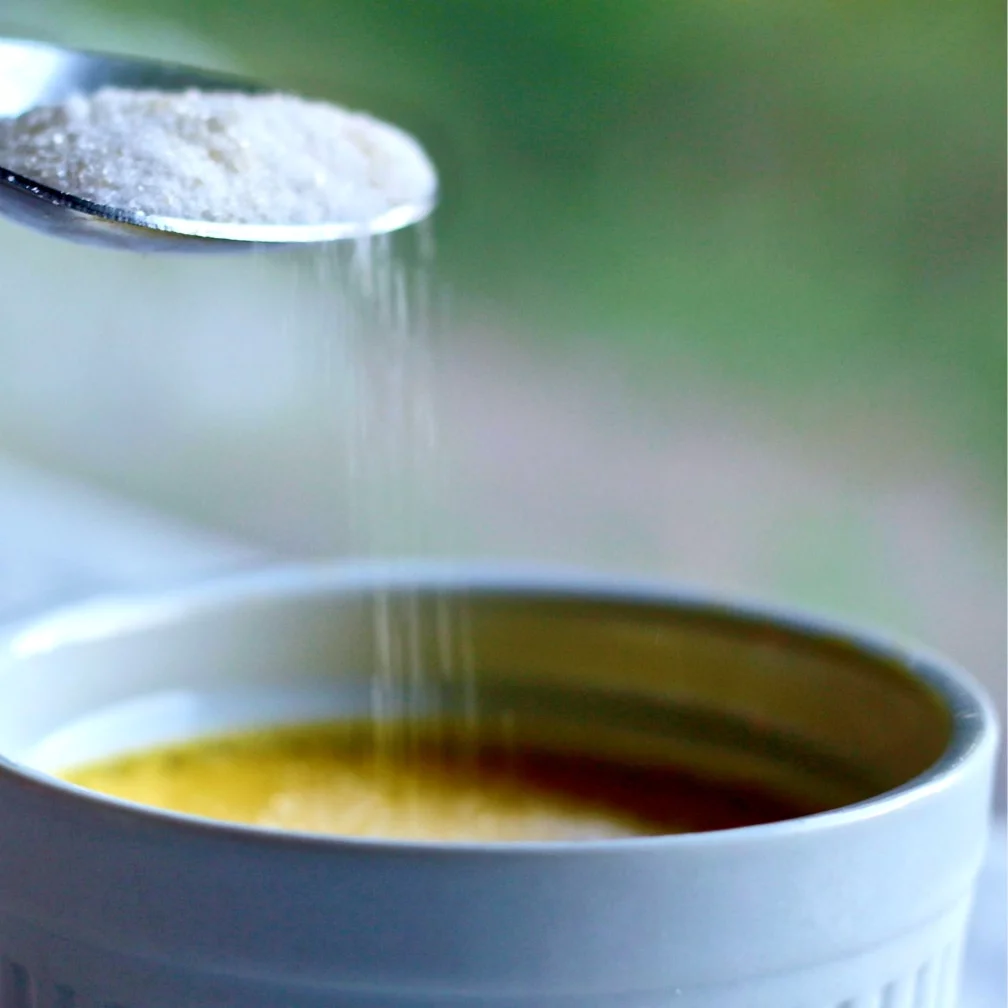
[0,560,996,857]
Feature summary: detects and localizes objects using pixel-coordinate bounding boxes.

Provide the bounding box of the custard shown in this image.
[63,722,816,842]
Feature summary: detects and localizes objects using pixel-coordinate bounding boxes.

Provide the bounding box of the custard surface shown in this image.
[62,722,815,841]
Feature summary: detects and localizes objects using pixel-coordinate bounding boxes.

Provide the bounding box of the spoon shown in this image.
[0,38,437,252]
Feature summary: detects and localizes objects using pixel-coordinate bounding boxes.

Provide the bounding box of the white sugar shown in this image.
[0,86,436,225]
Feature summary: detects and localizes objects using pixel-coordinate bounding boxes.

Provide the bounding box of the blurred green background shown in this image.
[0,1,1003,732]
[89,0,1003,465]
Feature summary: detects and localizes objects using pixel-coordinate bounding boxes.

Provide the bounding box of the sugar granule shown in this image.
[0,87,437,225]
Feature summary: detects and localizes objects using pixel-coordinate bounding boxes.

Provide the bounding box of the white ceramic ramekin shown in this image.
[0,564,997,1008]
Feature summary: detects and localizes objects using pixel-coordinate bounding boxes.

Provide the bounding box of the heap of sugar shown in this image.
[0,86,437,225]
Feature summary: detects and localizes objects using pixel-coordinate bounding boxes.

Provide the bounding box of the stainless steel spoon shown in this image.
[0,38,437,252]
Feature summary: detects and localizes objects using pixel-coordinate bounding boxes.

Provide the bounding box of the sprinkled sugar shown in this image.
[0,86,436,225]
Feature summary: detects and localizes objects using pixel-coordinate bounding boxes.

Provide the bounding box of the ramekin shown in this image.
[0,564,997,1007]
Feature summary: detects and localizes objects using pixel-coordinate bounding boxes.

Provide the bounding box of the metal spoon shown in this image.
[0,38,437,252]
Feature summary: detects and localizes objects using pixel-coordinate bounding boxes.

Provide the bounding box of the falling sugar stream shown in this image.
[291,227,478,830]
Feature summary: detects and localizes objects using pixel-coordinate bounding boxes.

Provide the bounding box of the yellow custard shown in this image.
[63,722,818,842]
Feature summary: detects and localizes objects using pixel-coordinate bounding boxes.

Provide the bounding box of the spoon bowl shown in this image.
[0,38,437,252]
